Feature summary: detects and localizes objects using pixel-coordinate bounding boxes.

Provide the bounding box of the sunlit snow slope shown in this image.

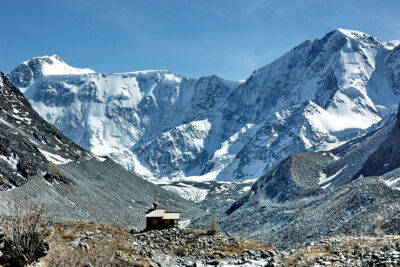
[7,29,400,181]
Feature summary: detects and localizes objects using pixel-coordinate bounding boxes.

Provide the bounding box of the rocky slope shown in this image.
[7,29,400,182]
[279,235,400,266]
[17,218,400,267]
[0,72,197,227]
[222,105,400,248]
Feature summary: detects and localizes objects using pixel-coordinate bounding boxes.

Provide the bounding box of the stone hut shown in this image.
[145,199,181,230]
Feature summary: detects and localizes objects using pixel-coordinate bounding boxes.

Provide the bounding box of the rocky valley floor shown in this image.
[23,218,276,267]
[2,218,400,267]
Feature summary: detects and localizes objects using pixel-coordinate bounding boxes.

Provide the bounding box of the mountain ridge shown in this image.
[7,28,400,182]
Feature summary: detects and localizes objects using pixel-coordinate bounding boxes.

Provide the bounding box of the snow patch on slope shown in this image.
[308,101,380,132]
[161,183,208,202]
[384,176,400,189]
[0,154,19,171]
[38,149,71,165]
[318,165,347,188]
[208,123,262,176]
[109,150,156,180]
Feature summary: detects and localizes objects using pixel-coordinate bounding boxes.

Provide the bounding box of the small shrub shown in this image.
[0,198,49,267]
[175,247,186,257]
[373,214,386,236]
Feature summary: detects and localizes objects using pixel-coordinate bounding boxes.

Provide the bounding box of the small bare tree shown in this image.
[373,214,386,237]
[207,212,218,235]
[0,198,49,267]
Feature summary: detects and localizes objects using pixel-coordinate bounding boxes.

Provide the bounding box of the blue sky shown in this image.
[1,0,400,80]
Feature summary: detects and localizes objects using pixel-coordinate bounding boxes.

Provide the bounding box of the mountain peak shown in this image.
[22,54,95,76]
[25,54,63,62]
[331,28,397,49]
[7,55,95,90]
[335,28,370,38]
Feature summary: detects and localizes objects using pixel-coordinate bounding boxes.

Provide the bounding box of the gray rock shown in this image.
[205,259,220,265]
[71,240,90,250]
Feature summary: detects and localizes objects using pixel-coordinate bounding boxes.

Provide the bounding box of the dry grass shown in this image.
[1,176,12,188]
[46,162,74,185]
[58,231,77,242]
[39,219,148,267]
[34,219,274,266]
[215,237,273,256]
[185,228,206,235]
[280,247,334,267]
[47,162,67,178]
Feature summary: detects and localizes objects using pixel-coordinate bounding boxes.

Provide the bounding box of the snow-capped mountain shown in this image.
[0,72,196,226]
[7,29,400,181]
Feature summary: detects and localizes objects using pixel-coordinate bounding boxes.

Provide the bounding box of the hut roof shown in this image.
[162,212,181,220]
[145,209,181,220]
[145,209,166,218]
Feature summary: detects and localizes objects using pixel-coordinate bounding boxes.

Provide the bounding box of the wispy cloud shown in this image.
[242,0,270,15]
[69,0,147,28]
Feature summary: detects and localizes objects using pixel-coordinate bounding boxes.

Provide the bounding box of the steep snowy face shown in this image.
[7,65,239,159]
[216,101,357,181]
[23,71,194,154]
[7,29,400,182]
[130,119,212,179]
[184,75,239,122]
[207,29,400,180]
[7,55,94,91]
[223,29,400,130]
